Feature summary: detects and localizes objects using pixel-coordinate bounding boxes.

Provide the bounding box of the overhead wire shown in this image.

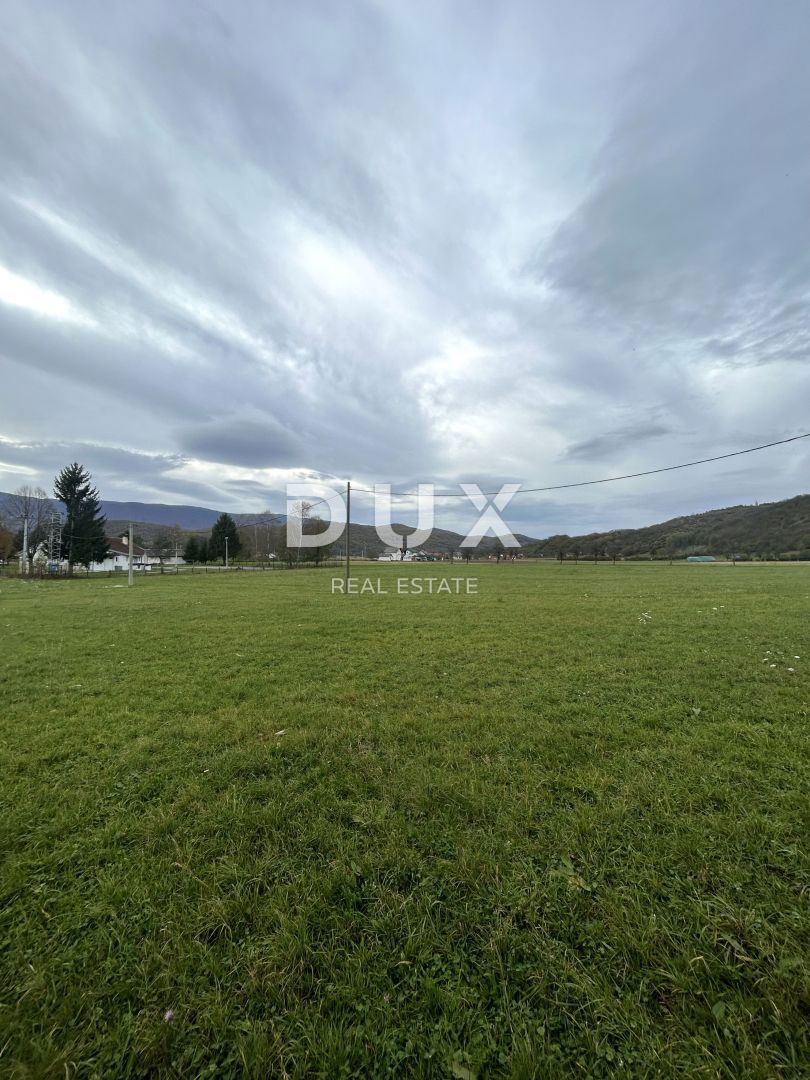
[42,431,810,541]
[349,432,810,499]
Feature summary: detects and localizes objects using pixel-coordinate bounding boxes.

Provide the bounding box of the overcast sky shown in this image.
[1,1,808,536]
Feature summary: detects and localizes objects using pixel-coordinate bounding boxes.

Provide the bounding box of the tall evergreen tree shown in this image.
[209,513,241,564]
[183,536,199,564]
[54,463,109,573]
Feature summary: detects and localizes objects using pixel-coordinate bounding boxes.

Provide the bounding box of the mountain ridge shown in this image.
[523,493,810,560]
[3,491,810,558]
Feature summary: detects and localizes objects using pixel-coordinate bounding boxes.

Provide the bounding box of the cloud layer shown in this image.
[1,0,808,535]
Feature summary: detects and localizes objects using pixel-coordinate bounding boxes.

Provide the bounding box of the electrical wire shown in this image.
[41,430,810,541]
[350,432,810,499]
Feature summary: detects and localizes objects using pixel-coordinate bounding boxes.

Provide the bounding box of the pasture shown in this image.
[1,563,808,1078]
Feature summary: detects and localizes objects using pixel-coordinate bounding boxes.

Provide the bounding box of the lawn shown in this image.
[1,563,808,1078]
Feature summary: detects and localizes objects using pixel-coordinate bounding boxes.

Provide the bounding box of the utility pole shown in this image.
[345,481,351,586]
[128,523,134,586]
[21,517,28,576]
[225,535,229,568]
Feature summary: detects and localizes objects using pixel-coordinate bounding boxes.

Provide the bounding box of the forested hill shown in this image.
[3,489,810,559]
[524,494,810,560]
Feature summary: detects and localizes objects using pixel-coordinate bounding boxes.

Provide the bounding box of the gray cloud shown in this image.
[1,0,808,533]
[541,2,810,350]
[179,417,302,469]
[564,422,673,462]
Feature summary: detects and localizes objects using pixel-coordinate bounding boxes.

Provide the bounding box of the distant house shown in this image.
[377,549,400,561]
[157,553,185,566]
[686,555,716,563]
[92,536,149,572]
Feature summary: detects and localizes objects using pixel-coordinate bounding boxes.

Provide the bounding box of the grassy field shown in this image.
[1,563,808,1078]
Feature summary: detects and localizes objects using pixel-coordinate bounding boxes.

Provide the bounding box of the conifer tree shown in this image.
[209,513,241,564]
[53,463,109,573]
[183,535,199,563]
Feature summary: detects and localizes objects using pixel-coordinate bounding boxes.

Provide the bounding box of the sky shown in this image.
[1,0,808,538]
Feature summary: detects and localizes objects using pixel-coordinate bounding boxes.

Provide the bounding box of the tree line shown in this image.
[1,470,337,572]
[10,469,804,569]
[181,513,243,564]
[181,503,333,566]
[0,468,252,571]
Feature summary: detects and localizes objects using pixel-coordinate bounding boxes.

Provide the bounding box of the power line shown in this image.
[50,430,810,541]
[350,432,810,499]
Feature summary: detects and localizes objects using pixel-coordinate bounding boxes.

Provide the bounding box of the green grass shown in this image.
[1,563,808,1078]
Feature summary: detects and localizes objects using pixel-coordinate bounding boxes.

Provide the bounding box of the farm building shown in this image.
[686,555,716,563]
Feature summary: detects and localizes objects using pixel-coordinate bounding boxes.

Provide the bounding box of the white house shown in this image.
[91,536,149,572]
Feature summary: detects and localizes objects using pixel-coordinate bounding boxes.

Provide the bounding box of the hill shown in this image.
[4,490,810,559]
[524,494,810,560]
[105,512,286,549]
[99,500,224,529]
[102,516,510,557]
[90,490,810,559]
[0,489,510,557]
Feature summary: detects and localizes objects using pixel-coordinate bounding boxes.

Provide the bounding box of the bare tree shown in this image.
[288,501,313,565]
[1,485,53,558]
[246,512,280,562]
[151,529,175,565]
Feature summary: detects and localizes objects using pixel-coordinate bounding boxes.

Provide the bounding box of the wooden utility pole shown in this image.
[128,523,134,586]
[345,482,351,586]
[21,518,28,576]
